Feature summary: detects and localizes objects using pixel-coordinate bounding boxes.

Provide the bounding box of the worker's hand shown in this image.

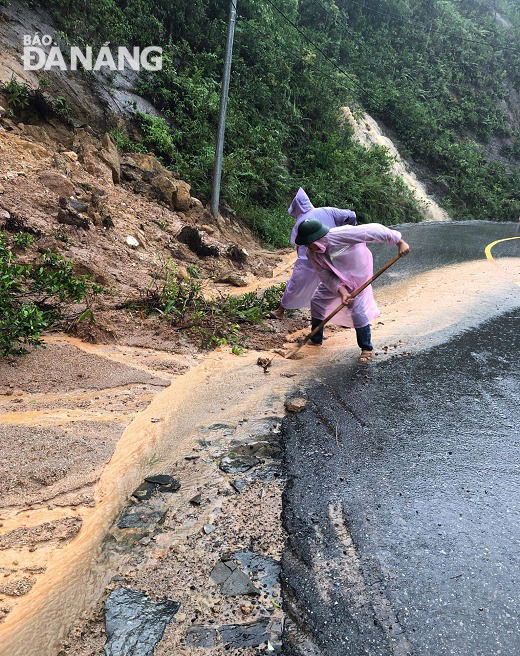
[339,286,353,306]
[398,239,410,256]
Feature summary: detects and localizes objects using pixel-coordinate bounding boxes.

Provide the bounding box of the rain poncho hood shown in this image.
[289,188,315,245]
[281,189,357,310]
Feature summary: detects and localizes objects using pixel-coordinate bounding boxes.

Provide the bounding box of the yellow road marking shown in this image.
[485,236,520,287]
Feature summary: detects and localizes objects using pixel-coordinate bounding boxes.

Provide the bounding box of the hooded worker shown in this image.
[295,218,410,362]
[269,188,357,319]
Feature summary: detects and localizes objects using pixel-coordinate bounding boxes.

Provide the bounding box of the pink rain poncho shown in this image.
[307,223,402,328]
[280,188,356,309]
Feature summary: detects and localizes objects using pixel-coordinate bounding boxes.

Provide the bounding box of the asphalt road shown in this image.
[281,222,520,656]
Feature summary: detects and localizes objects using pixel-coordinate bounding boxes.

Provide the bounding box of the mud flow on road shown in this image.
[0,221,518,655]
[282,221,520,656]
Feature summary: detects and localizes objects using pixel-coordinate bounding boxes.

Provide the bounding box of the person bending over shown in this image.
[294,218,409,362]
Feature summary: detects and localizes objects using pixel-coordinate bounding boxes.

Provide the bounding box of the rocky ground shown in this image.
[0,84,312,654]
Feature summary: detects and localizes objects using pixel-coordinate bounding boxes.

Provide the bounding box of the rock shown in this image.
[131,475,181,501]
[150,174,177,205]
[118,506,167,530]
[0,209,10,221]
[57,208,89,230]
[39,171,75,197]
[210,560,259,596]
[98,133,121,184]
[172,180,191,211]
[104,588,179,656]
[285,397,307,413]
[0,184,4,194]
[203,524,216,535]
[82,142,113,185]
[200,224,215,235]
[126,235,140,249]
[62,151,78,162]
[220,620,270,648]
[144,474,181,493]
[125,152,164,175]
[103,216,114,229]
[176,265,189,280]
[220,454,262,474]
[234,551,280,596]
[190,494,202,506]
[68,198,89,213]
[0,105,5,118]
[185,626,218,648]
[217,272,248,287]
[227,244,249,263]
[36,236,60,253]
[190,197,203,209]
[177,225,221,257]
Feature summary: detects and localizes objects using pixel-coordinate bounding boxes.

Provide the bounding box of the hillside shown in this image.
[31,0,520,227]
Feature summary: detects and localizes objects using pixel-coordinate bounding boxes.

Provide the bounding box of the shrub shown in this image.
[0,232,101,356]
[127,258,285,350]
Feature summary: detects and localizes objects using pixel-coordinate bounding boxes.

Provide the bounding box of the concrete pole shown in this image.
[211,0,238,219]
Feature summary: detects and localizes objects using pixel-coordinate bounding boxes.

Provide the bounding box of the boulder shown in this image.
[98,133,121,184]
[217,272,248,287]
[124,152,167,176]
[177,225,221,257]
[57,207,89,230]
[173,180,191,211]
[227,245,249,263]
[39,171,75,197]
[151,174,177,205]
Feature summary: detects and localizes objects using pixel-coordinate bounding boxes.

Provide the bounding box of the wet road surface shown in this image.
[281,222,520,656]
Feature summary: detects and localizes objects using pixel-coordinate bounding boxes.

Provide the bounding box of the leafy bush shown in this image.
[0,233,101,356]
[127,258,285,350]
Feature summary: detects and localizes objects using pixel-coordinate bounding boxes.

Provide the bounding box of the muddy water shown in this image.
[1,254,518,655]
[343,107,450,222]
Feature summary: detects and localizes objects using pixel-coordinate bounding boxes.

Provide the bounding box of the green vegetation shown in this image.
[0,232,101,356]
[127,258,284,350]
[38,1,520,234]
[1,75,76,123]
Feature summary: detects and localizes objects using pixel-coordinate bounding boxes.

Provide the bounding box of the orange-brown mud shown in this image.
[0,255,518,656]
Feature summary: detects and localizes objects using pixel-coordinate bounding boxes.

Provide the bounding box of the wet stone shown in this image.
[132,475,181,501]
[104,587,179,656]
[220,454,263,474]
[185,625,218,648]
[233,551,280,597]
[145,474,181,493]
[220,619,270,648]
[118,506,167,530]
[210,560,259,596]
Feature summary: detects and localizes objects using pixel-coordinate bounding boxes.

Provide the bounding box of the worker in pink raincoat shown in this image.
[295,218,410,362]
[269,188,357,319]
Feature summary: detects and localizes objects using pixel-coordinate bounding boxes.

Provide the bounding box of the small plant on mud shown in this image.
[126,258,285,351]
[0,232,102,356]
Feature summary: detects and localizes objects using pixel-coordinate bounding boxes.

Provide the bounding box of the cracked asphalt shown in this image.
[281,222,520,656]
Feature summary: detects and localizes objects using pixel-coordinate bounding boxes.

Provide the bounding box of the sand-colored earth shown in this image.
[0,253,518,655]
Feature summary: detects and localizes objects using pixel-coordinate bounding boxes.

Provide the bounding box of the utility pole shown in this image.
[211,0,238,219]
